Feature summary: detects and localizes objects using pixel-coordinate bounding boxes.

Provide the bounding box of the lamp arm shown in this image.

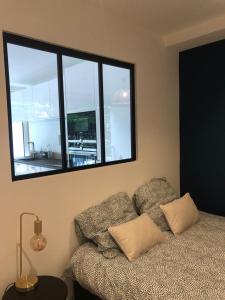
[19,212,39,278]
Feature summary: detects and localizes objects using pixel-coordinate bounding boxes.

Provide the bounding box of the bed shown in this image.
[71,211,225,300]
[69,179,225,300]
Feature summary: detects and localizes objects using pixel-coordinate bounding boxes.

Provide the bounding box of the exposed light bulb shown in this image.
[112,89,129,104]
[30,233,47,251]
[30,219,47,251]
[122,91,128,98]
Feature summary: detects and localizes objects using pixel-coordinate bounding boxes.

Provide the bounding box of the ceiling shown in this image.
[98,0,225,36]
[7,44,83,88]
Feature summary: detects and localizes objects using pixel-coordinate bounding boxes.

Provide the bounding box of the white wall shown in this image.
[29,119,61,154]
[109,106,131,160]
[0,0,179,297]
[63,61,99,113]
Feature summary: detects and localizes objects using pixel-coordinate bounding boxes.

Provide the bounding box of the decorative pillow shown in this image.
[160,193,199,234]
[133,177,177,231]
[108,213,165,261]
[74,192,138,258]
[74,220,88,245]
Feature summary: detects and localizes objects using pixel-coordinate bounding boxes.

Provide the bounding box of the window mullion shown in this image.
[130,65,136,160]
[57,54,67,170]
[98,62,106,164]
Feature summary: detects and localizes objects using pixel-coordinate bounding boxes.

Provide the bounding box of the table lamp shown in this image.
[15,212,47,292]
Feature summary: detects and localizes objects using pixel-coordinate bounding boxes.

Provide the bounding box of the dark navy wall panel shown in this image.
[180,39,225,216]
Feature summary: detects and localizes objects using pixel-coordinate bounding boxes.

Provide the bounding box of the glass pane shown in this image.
[103,65,131,162]
[62,56,101,167]
[12,122,24,158]
[7,43,62,176]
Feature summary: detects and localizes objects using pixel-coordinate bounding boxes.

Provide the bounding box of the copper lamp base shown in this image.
[15,275,38,292]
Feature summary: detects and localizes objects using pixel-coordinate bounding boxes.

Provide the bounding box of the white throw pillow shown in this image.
[108,213,165,261]
[160,193,199,235]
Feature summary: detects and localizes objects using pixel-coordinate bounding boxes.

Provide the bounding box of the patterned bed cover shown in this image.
[71,212,225,300]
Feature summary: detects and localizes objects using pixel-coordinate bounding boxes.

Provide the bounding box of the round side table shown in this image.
[2,276,68,300]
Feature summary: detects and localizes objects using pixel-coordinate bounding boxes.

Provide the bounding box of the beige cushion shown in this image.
[108,213,165,261]
[160,193,199,235]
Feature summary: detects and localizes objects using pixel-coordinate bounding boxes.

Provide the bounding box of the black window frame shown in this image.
[3,32,136,181]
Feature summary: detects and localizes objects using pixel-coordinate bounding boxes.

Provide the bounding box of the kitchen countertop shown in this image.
[15,159,62,169]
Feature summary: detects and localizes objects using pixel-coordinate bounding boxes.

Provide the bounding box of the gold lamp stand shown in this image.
[15,275,38,292]
[15,212,47,292]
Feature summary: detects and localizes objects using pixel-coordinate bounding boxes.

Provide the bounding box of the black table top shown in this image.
[2,276,68,300]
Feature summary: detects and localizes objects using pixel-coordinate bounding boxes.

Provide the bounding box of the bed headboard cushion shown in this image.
[74,192,138,258]
[133,177,177,231]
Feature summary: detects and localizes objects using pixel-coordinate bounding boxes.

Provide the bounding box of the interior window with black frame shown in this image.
[3,32,136,181]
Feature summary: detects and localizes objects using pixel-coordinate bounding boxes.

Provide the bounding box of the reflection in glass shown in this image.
[103,65,131,162]
[7,43,62,176]
[62,56,101,167]
[12,122,24,158]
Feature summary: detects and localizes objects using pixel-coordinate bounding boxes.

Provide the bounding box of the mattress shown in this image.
[71,212,225,300]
